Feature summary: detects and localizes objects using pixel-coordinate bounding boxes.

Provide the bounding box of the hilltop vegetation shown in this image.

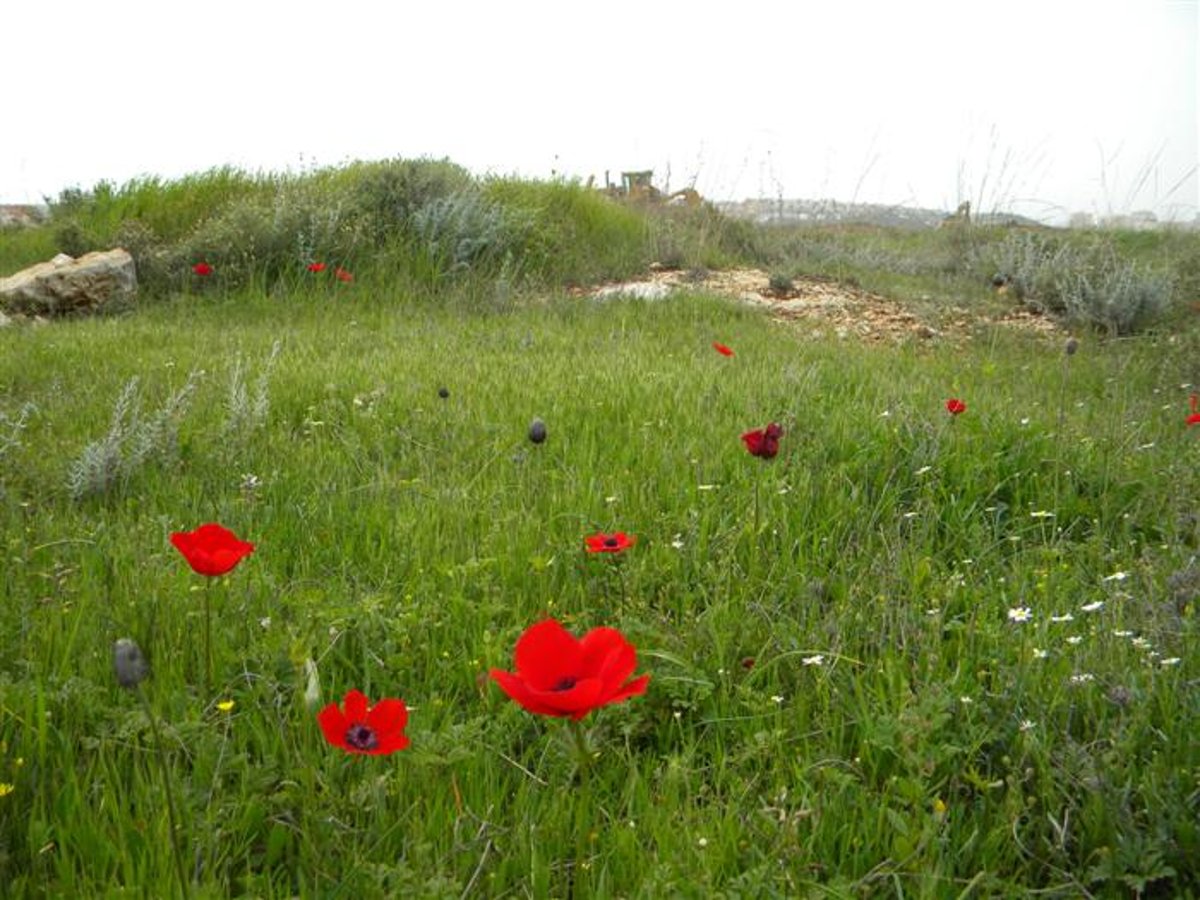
[2,158,1197,336]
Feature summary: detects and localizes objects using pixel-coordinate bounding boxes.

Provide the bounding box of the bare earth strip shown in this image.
[582,267,1064,344]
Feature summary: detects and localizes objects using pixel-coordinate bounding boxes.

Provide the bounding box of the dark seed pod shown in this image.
[528,417,547,444]
[1064,337,1079,356]
[437,387,450,399]
[113,638,149,689]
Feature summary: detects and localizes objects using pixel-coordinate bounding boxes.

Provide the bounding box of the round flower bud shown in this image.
[528,417,547,445]
[113,638,149,689]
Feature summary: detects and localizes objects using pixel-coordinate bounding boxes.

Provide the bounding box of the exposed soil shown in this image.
[582,266,1065,345]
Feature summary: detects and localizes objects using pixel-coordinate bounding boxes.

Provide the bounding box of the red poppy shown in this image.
[317,689,410,755]
[489,619,649,720]
[946,398,966,416]
[192,262,213,277]
[713,342,734,357]
[584,531,635,554]
[169,523,255,577]
[741,422,783,459]
[1187,394,1200,426]
[335,267,354,283]
[307,262,327,273]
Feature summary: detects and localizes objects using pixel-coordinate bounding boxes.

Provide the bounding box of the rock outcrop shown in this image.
[0,249,136,316]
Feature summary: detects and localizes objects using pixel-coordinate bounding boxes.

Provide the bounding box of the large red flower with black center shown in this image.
[741,422,783,459]
[584,531,635,554]
[490,619,650,720]
[317,689,410,755]
[169,523,255,577]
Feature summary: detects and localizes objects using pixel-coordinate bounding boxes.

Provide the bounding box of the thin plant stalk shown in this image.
[136,686,191,899]
[203,579,214,696]
[567,718,592,784]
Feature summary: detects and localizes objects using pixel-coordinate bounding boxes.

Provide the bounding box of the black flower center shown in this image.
[345,723,379,751]
[553,676,578,692]
[604,537,619,548]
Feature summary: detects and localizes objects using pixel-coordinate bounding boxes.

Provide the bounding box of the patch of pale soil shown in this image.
[580,266,1065,345]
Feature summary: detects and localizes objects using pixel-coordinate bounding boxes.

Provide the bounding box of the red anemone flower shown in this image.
[192,262,213,277]
[945,398,966,416]
[489,619,650,720]
[307,262,327,273]
[317,689,410,755]
[713,342,734,357]
[741,422,783,459]
[169,523,255,577]
[584,531,635,554]
[335,267,354,283]
[1188,394,1200,426]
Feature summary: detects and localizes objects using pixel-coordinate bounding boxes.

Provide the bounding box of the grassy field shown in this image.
[1,168,1199,897]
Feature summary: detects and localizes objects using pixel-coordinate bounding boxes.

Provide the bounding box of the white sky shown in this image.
[2,0,1196,224]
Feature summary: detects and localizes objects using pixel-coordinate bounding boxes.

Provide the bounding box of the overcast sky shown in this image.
[3,1,1195,223]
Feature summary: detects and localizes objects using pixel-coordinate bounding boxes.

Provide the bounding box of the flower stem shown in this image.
[137,686,191,899]
[203,579,213,697]
[567,718,592,783]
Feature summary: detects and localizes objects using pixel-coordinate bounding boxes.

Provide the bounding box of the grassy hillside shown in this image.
[0,164,1198,897]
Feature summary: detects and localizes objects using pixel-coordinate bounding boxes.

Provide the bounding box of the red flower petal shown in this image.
[316,703,349,750]
[713,342,734,357]
[742,423,782,459]
[169,523,254,576]
[1187,413,1200,427]
[945,398,966,416]
[307,262,327,273]
[489,668,570,716]
[580,627,636,693]
[342,689,369,723]
[335,267,354,282]
[602,673,651,707]
[317,690,409,755]
[492,619,649,720]
[192,262,213,276]
[585,532,635,553]
[514,619,583,691]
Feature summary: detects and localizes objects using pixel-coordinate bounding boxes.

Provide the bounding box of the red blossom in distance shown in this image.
[317,689,410,755]
[489,619,650,720]
[741,422,783,459]
[584,531,636,554]
[945,398,967,416]
[713,342,734,357]
[1188,394,1200,427]
[335,267,354,283]
[307,262,327,273]
[192,262,213,276]
[169,523,255,577]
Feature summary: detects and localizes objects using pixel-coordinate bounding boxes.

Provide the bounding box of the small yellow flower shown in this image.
[216,699,235,713]
[933,797,947,816]
[0,783,14,798]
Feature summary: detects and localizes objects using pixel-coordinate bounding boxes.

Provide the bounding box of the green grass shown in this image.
[1,277,1198,897]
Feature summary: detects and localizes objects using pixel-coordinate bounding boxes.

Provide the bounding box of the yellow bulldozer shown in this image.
[592,170,701,208]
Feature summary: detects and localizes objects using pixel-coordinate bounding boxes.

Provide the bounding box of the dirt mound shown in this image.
[583,266,1064,344]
